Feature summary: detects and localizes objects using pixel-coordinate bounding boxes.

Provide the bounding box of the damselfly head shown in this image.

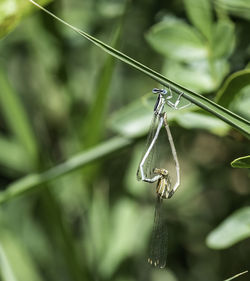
[153,168,169,177]
[153,168,173,199]
[152,88,167,95]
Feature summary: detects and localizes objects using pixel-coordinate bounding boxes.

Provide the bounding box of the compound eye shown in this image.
[162,169,168,176]
[153,168,160,174]
[167,189,174,199]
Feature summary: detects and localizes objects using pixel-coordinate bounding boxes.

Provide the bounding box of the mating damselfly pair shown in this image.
[137,87,190,268]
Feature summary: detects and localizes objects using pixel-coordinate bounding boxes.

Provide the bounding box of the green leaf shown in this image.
[108,97,153,137]
[0,225,43,281]
[108,95,186,137]
[98,1,126,18]
[206,207,250,249]
[86,188,110,265]
[216,69,250,107]
[231,156,250,168]
[212,20,235,58]
[99,199,152,278]
[0,67,38,165]
[28,1,250,138]
[146,18,208,62]
[162,59,229,93]
[0,0,20,38]
[184,0,213,40]
[174,112,229,135]
[215,0,250,20]
[0,136,31,173]
[0,0,52,38]
[152,269,179,281]
[232,87,250,120]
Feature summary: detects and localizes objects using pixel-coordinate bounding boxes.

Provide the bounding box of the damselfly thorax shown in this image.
[153,168,174,199]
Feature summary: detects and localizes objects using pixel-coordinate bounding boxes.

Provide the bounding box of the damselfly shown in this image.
[147,113,180,268]
[137,88,187,196]
[137,87,189,268]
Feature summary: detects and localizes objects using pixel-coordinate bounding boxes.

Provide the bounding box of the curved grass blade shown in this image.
[224,270,248,281]
[231,155,250,168]
[29,0,250,138]
[216,69,250,107]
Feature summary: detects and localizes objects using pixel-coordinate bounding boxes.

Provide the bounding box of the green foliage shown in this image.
[0,137,131,204]
[0,137,30,173]
[215,0,250,20]
[29,0,250,138]
[146,19,208,62]
[0,0,250,281]
[83,26,122,149]
[146,3,235,93]
[231,156,250,168]
[216,69,250,106]
[184,0,213,40]
[206,207,250,249]
[174,112,229,135]
[0,67,38,167]
[0,0,20,38]
[0,226,43,281]
[0,0,52,38]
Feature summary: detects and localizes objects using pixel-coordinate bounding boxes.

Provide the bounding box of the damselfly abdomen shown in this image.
[148,196,168,268]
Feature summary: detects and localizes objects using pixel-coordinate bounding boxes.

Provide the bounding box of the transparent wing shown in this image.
[148,196,168,268]
[136,112,160,181]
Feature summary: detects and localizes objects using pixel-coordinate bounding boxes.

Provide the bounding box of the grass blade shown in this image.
[0,67,38,165]
[224,270,248,281]
[0,136,31,173]
[0,136,132,204]
[83,25,121,148]
[0,225,43,281]
[231,155,250,168]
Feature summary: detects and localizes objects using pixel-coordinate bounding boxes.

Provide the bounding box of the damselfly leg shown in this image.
[162,113,180,196]
[165,87,191,110]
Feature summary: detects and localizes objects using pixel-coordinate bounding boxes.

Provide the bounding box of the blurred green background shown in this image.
[0,0,250,280]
